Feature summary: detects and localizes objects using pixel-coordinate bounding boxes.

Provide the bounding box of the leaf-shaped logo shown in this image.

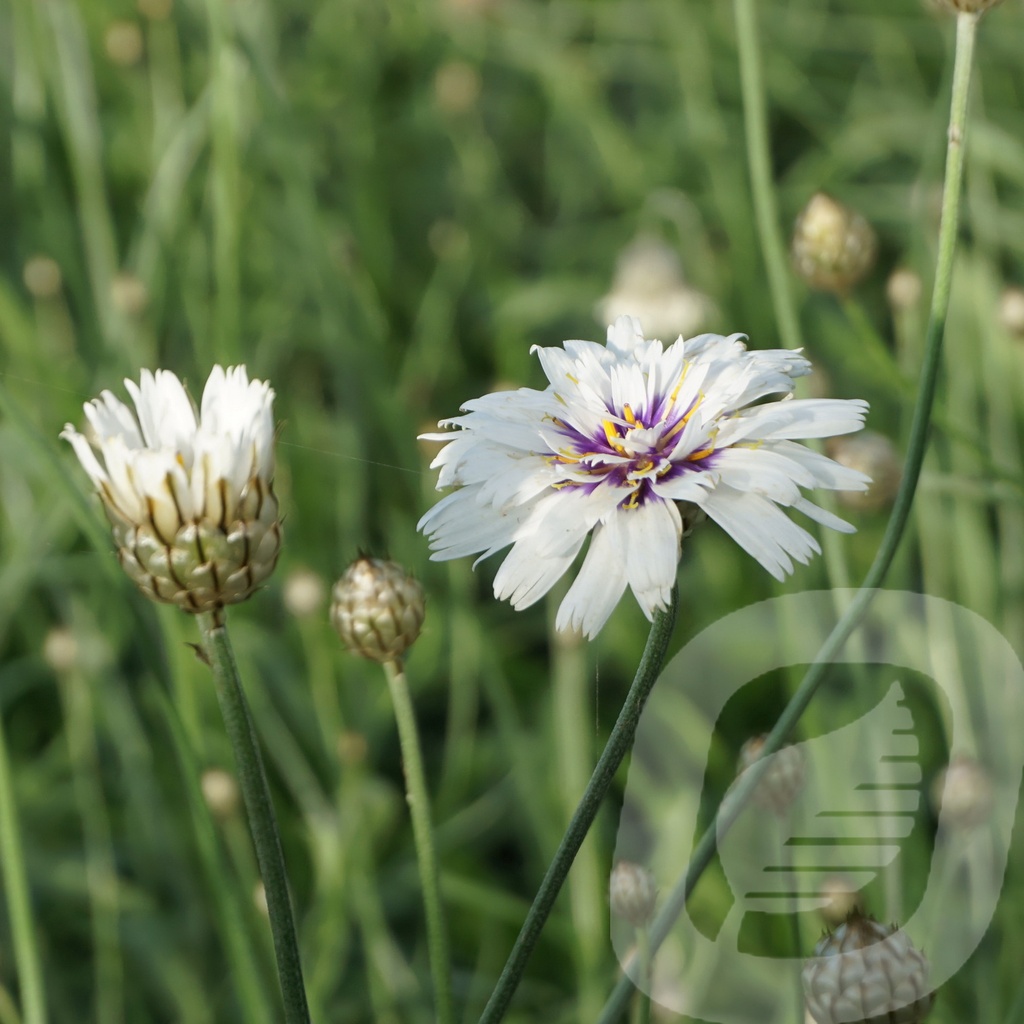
[612,590,1024,1024]
[717,681,918,949]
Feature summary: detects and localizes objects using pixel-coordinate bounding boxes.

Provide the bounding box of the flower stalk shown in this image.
[595,10,981,1022]
[382,660,455,1024]
[477,589,678,1024]
[0,717,47,1024]
[198,612,311,1024]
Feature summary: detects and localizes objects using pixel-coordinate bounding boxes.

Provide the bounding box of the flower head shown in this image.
[61,366,280,613]
[596,236,715,340]
[418,317,870,638]
[331,558,426,665]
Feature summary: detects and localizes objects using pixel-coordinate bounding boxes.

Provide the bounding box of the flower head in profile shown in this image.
[61,366,280,613]
[418,317,871,638]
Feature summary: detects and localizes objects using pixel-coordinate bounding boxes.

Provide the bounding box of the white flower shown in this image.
[61,366,281,613]
[596,237,715,340]
[418,316,871,638]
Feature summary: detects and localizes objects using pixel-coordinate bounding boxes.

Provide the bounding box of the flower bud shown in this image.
[931,754,993,829]
[803,912,935,1024]
[818,875,862,926]
[23,256,63,299]
[331,558,426,664]
[609,860,657,927]
[110,272,150,317]
[998,287,1024,338]
[932,0,1002,13]
[792,193,877,295]
[736,734,805,814]
[434,61,481,115]
[104,20,144,67]
[886,269,923,312]
[43,627,80,674]
[596,236,714,340]
[62,366,281,614]
[201,768,240,819]
[828,432,902,512]
[283,568,327,619]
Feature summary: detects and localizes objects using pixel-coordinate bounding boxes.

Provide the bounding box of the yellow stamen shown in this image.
[667,362,691,404]
[603,420,627,454]
[687,443,715,462]
[622,487,642,510]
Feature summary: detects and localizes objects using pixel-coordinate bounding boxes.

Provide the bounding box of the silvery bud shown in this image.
[609,860,657,927]
[828,433,902,512]
[931,754,994,829]
[998,287,1024,338]
[62,367,281,614]
[932,0,1002,13]
[737,734,806,814]
[331,558,426,664]
[792,193,877,295]
[803,912,935,1024]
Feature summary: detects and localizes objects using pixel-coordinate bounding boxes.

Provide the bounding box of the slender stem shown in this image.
[0,716,47,1024]
[383,660,455,1024]
[197,612,312,1024]
[734,0,803,351]
[634,929,652,1024]
[478,590,679,1024]
[596,12,980,1022]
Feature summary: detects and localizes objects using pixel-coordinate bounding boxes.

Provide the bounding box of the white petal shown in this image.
[60,425,110,489]
[493,529,586,609]
[556,524,629,638]
[791,496,856,534]
[697,484,819,580]
[614,499,681,618]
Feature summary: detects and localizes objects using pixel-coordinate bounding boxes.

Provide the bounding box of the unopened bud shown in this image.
[818,875,862,926]
[434,61,481,115]
[828,432,902,512]
[803,911,935,1024]
[137,0,173,20]
[283,568,327,619]
[337,730,369,767]
[104,21,144,66]
[201,768,240,820]
[933,0,1002,13]
[253,882,269,917]
[609,861,657,927]
[792,193,877,295]
[887,269,923,312]
[331,558,426,664]
[737,734,805,814]
[23,256,63,299]
[931,754,993,829]
[998,287,1024,338]
[110,272,150,316]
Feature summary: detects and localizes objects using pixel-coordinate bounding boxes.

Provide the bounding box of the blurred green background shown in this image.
[3,0,1024,1021]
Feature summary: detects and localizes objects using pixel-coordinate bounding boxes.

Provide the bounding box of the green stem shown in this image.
[0,717,47,1024]
[382,660,455,1024]
[634,929,652,1024]
[478,590,679,1024]
[734,0,803,351]
[197,612,311,1024]
[596,11,980,1023]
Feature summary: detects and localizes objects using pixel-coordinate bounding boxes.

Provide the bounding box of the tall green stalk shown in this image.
[596,11,981,1022]
[733,0,802,352]
[382,660,455,1024]
[0,717,47,1024]
[478,590,679,1024]
[197,612,312,1024]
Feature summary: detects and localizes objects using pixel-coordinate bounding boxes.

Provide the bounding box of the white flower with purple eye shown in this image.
[417,316,871,639]
[61,366,281,614]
